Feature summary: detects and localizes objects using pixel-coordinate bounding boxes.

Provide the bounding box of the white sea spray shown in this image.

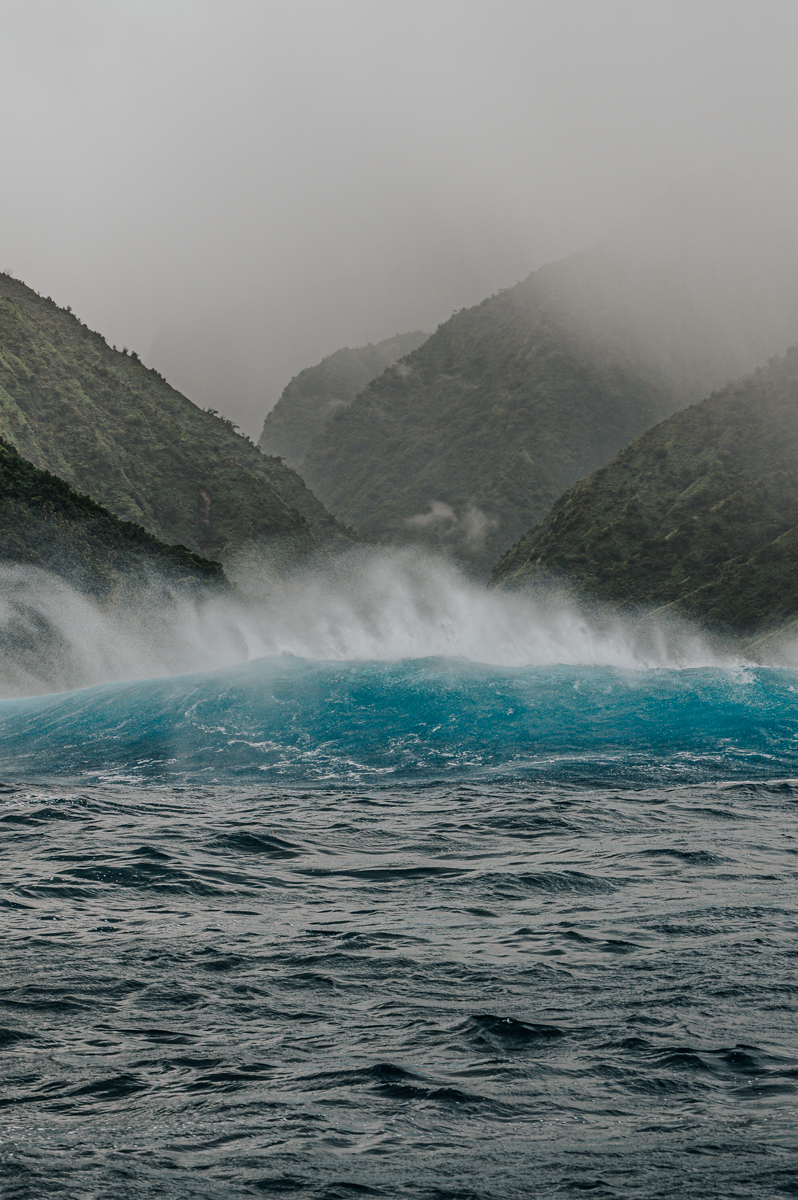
[0,549,741,698]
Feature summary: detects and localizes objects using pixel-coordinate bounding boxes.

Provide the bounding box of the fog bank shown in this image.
[1,1,797,435]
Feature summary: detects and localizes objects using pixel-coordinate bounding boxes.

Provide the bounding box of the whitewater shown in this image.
[1,551,797,1198]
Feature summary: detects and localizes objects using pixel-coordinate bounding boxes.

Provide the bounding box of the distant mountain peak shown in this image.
[292,186,798,572]
[257,330,430,472]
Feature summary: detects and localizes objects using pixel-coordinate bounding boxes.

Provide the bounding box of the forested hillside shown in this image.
[300,190,798,572]
[492,347,798,635]
[0,436,224,596]
[0,274,352,564]
[258,330,428,472]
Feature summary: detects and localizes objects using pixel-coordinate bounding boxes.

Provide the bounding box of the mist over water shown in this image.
[0,550,737,699]
[0,548,792,792]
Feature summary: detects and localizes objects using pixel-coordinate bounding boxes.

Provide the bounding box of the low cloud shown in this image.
[405,501,498,551]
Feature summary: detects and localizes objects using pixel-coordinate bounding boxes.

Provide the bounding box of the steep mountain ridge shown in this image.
[0,274,352,564]
[300,270,681,571]
[258,330,429,472]
[299,187,798,572]
[0,435,224,595]
[491,346,798,635]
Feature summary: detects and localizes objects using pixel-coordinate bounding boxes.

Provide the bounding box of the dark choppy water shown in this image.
[2,658,798,1197]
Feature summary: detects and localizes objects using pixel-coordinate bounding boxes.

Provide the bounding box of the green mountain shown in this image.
[0,436,224,596]
[258,331,429,472]
[299,187,798,572]
[491,346,798,636]
[0,273,353,566]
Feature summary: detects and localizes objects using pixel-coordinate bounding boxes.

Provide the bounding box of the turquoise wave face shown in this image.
[3,656,798,786]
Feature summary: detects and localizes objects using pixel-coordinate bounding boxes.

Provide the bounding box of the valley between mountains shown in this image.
[3,187,798,646]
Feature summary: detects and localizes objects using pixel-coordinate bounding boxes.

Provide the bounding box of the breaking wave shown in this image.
[0,549,739,699]
[2,655,797,787]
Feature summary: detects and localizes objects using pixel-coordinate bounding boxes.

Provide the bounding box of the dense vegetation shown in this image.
[0,436,225,596]
[492,347,798,634]
[301,274,679,572]
[0,274,352,563]
[258,331,428,472]
[300,194,798,574]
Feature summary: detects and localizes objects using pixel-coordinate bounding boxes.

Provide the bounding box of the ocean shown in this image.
[0,555,796,1198]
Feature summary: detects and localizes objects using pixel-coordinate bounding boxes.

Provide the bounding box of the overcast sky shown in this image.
[2,0,797,436]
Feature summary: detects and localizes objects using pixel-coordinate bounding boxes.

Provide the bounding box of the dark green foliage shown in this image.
[298,193,798,574]
[300,271,678,572]
[491,347,798,633]
[258,331,429,472]
[0,436,225,597]
[0,274,352,562]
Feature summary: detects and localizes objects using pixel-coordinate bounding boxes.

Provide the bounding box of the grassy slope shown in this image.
[0,274,352,562]
[491,347,798,633]
[0,436,225,596]
[258,330,429,471]
[301,267,677,572]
